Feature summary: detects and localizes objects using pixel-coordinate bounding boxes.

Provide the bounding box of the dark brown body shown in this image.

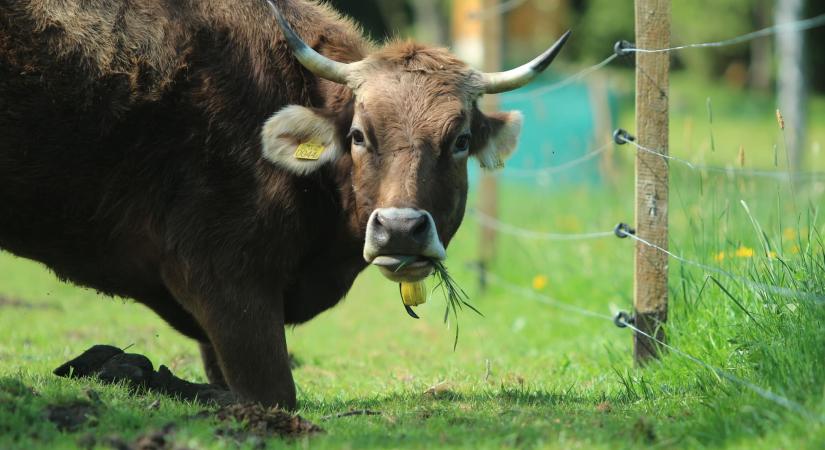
[1,0,553,408]
[0,0,371,408]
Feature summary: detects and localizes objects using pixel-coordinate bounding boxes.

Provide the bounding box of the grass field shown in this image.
[2,76,825,449]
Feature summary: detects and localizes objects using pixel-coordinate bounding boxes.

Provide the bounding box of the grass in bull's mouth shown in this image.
[431,260,482,349]
[394,257,482,348]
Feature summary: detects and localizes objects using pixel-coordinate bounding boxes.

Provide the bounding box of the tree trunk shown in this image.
[375,0,409,37]
[775,0,807,172]
[411,0,448,45]
[749,0,772,90]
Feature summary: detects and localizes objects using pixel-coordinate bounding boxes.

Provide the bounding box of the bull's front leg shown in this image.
[196,293,296,409]
[162,265,297,409]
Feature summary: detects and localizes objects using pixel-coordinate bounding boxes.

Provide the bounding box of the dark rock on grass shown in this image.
[98,353,155,388]
[54,345,124,378]
[54,345,234,405]
[213,403,322,438]
[46,400,97,432]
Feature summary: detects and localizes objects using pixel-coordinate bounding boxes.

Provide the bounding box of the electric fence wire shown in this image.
[616,134,825,180]
[501,54,618,102]
[473,210,615,241]
[501,142,610,177]
[629,13,825,54]
[482,268,821,422]
[472,206,825,301]
[481,270,614,321]
[692,164,825,180]
[499,12,825,101]
[493,130,825,180]
[616,317,820,421]
[615,134,697,169]
[624,232,825,303]
[462,3,825,424]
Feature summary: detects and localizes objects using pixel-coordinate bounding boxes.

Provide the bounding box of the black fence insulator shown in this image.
[613,40,636,57]
[614,222,636,238]
[614,311,635,328]
[613,128,636,145]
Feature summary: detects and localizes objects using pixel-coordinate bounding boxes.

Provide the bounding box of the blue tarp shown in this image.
[471,79,617,186]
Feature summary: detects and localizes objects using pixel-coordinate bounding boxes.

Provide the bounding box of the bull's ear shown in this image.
[261,105,342,175]
[473,111,523,170]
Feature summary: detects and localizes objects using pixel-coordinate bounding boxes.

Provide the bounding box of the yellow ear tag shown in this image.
[294,140,326,160]
[400,281,428,306]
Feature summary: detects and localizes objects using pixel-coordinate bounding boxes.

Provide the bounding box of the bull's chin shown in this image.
[369,255,435,283]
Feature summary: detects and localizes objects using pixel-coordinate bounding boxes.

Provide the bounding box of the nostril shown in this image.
[372,212,386,229]
[410,215,430,240]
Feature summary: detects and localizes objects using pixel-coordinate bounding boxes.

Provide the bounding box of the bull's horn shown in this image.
[482,30,571,94]
[266,0,353,85]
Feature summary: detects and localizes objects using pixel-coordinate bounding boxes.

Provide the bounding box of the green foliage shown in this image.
[2,77,825,449]
[575,0,755,74]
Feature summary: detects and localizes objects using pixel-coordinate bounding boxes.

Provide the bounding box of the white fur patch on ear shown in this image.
[476,111,523,170]
[261,105,342,176]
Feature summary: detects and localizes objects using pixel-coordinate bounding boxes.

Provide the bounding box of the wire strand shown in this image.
[617,317,819,421]
[502,142,610,177]
[630,13,825,53]
[618,135,825,180]
[482,270,614,321]
[625,233,825,302]
[473,210,615,241]
[491,13,825,103]
[501,54,618,101]
[617,135,696,168]
[483,269,820,422]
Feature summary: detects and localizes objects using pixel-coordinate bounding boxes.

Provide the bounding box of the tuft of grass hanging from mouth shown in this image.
[430,260,483,350]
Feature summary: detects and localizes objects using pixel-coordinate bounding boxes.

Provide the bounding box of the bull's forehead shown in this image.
[349,41,484,100]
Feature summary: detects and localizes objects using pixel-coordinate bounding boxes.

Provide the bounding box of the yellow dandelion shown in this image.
[791,245,800,254]
[713,251,726,262]
[735,246,754,258]
[532,275,548,291]
[782,228,797,241]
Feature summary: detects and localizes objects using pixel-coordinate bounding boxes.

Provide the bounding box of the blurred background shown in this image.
[328,0,825,183]
[4,3,825,447]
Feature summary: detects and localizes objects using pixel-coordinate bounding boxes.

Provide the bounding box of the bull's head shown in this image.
[261,2,568,282]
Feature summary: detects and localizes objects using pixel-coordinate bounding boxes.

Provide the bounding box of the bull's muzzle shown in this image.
[363,208,446,282]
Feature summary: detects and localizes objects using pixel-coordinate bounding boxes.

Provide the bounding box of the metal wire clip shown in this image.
[614,223,636,238]
[613,40,636,57]
[613,128,636,145]
[613,311,635,328]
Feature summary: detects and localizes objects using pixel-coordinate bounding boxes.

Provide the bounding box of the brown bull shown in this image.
[0,0,568,408]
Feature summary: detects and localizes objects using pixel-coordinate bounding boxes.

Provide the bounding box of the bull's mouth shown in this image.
[370,255,434,282]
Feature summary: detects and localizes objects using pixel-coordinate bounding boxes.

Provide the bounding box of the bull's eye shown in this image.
[454,133,471,154]
[348,128,366,147]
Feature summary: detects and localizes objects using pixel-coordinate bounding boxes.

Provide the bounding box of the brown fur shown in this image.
[0,0,514,409]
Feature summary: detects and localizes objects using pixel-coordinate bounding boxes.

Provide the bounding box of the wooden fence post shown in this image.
[453,0,501,289]
[633,0,670,363]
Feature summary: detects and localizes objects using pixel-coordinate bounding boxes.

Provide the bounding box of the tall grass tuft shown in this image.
[431,261,482,350]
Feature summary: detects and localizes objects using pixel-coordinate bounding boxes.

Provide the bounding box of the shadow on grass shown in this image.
[1,348,822,450]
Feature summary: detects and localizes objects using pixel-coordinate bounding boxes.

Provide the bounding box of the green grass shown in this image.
[2,81,825,449]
